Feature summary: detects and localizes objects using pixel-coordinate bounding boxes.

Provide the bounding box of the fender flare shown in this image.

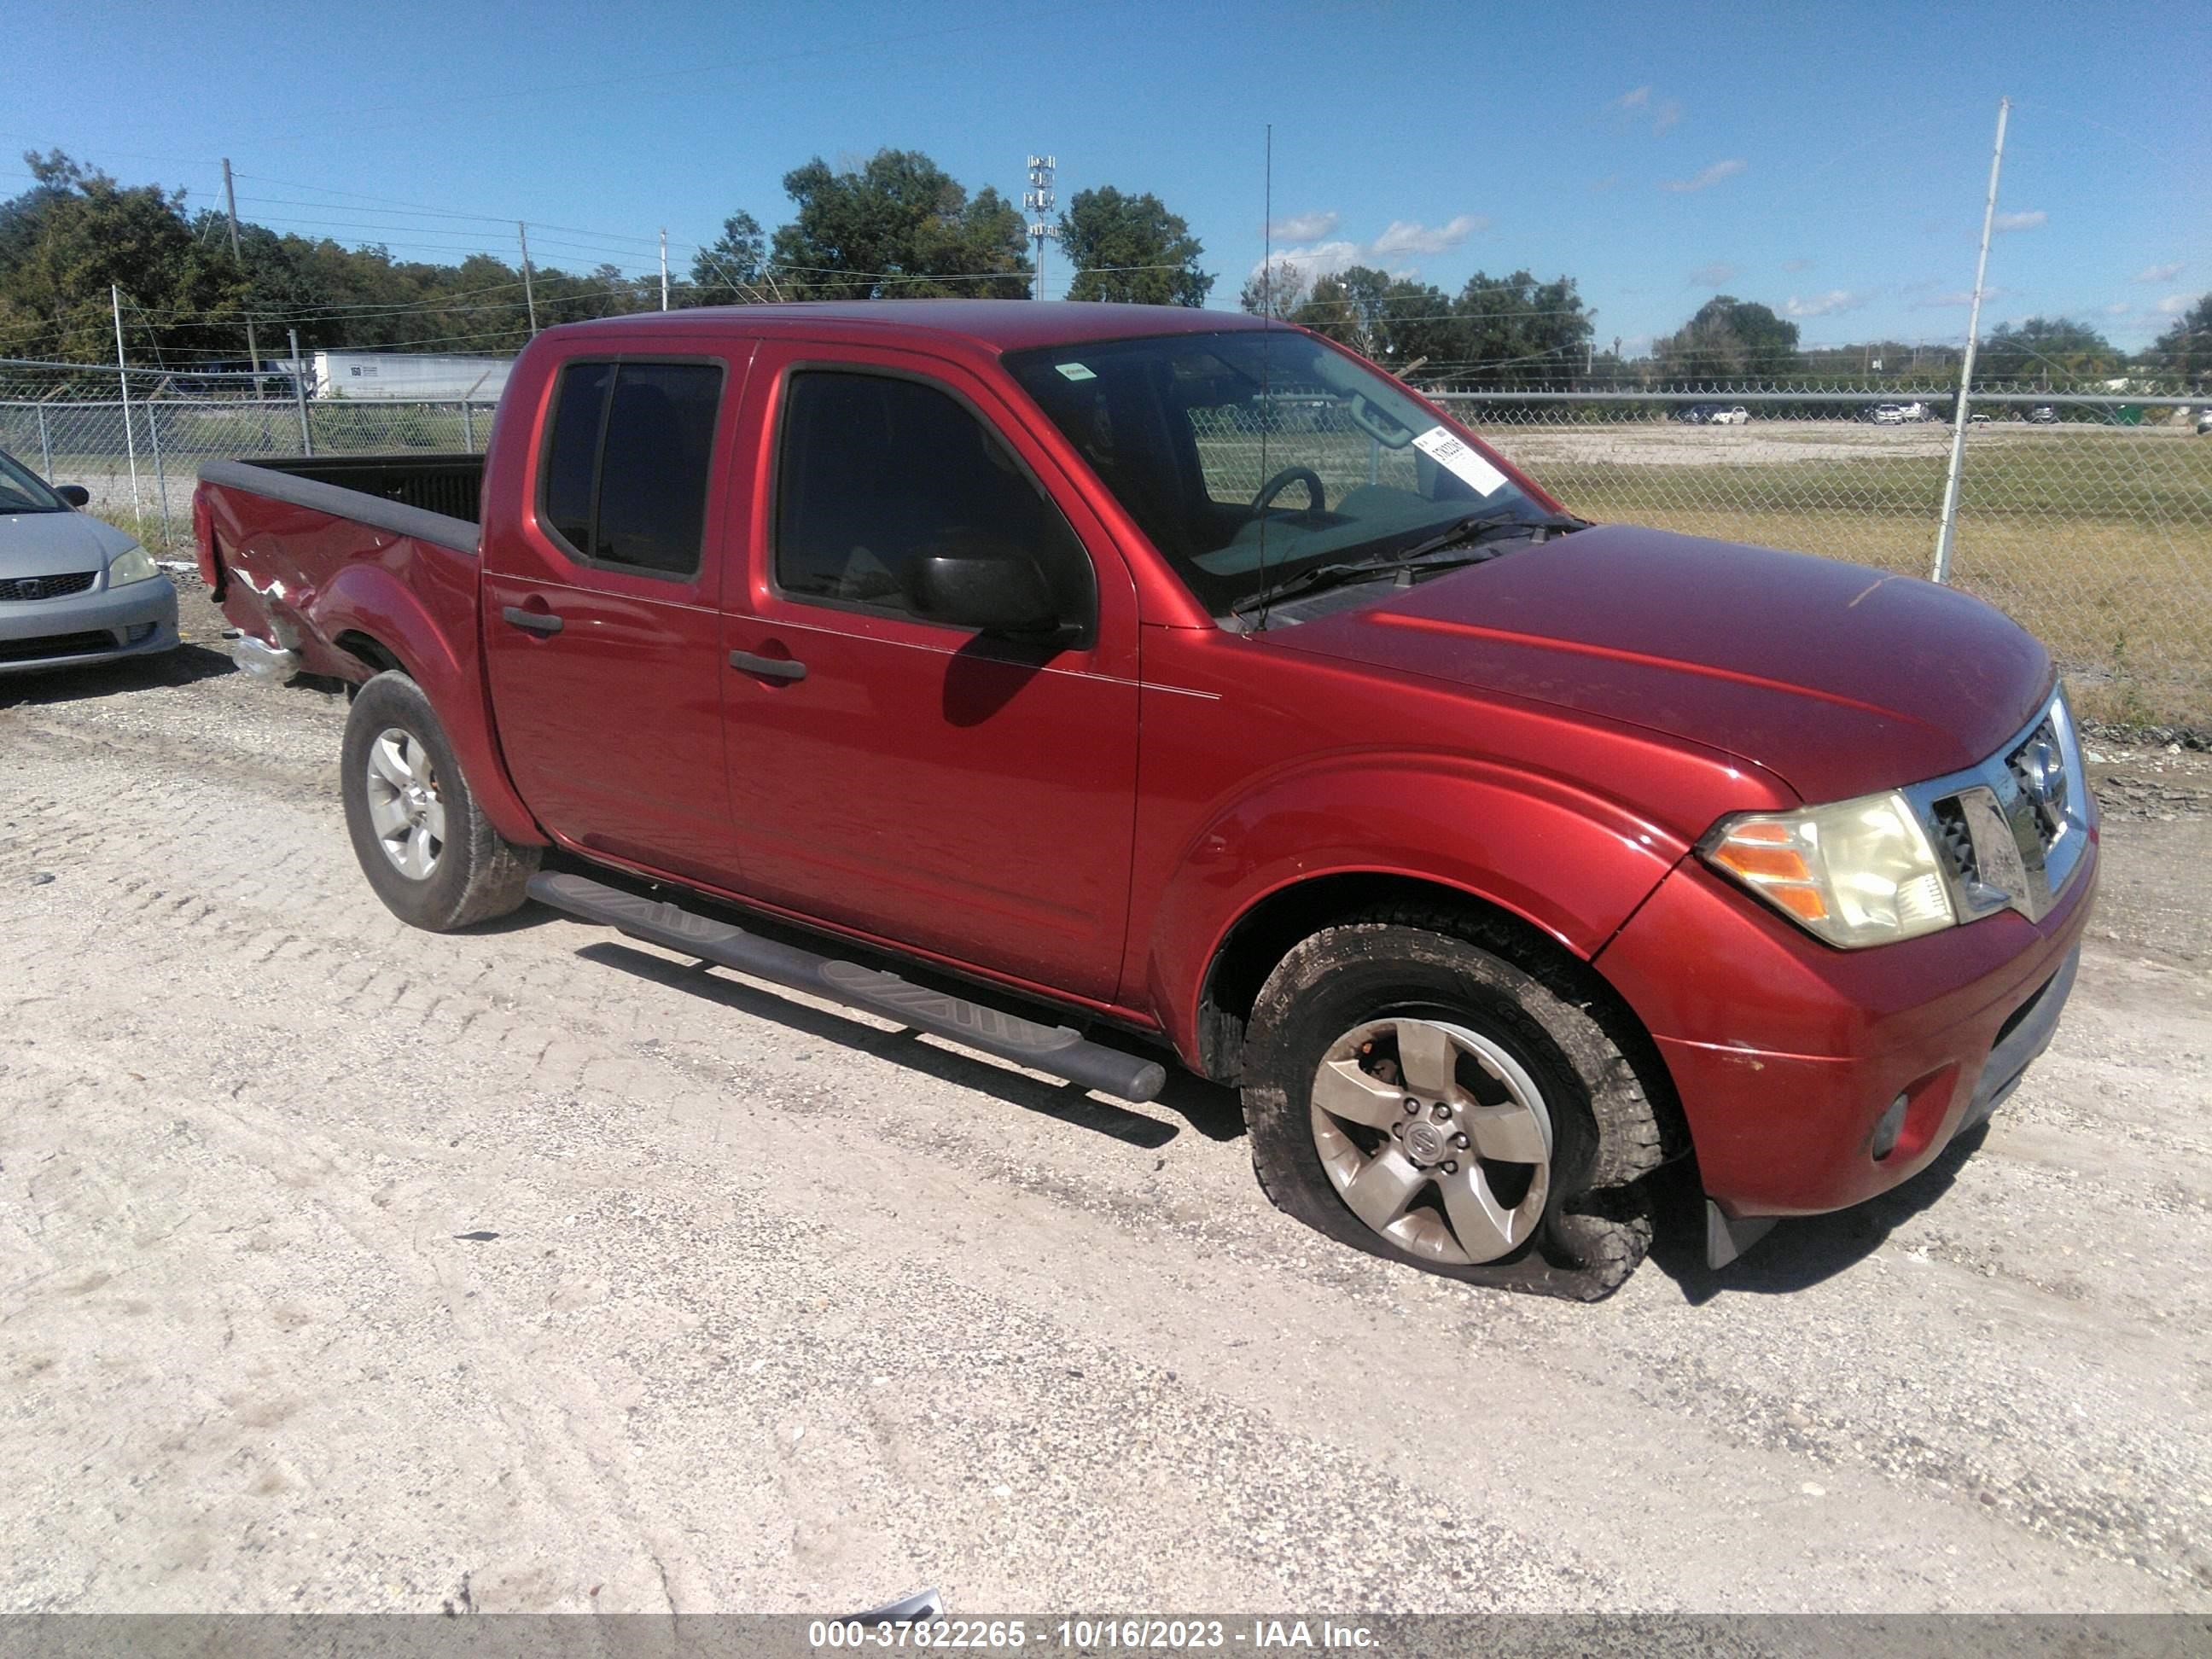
[1144,753,1688,1068]
[309,561,546,847]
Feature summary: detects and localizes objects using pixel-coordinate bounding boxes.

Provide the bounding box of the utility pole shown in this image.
[1022,155,1058,300]
[659,229,670,311]
[288,327,313,456]
[518,221,538,335]
[111,284,141,513]
[1932,96,2010,585]
[221,159,264,389]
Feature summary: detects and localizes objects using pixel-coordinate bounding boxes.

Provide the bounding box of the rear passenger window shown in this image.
[774,370,1092,626]
[538,359,722,577]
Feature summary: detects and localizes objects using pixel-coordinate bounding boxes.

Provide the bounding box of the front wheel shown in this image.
[1241,912,1668,1301]
[341,670,540,931]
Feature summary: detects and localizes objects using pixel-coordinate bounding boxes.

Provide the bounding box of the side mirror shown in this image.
[56,485,90,508]
[908,549,1061,637]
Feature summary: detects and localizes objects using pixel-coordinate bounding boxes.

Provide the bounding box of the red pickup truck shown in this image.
[194,301,2094,1299]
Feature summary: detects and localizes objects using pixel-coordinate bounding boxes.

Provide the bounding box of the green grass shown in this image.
[1516,431,2212,728]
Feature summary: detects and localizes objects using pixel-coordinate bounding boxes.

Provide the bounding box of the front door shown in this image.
[719,346,1141,1004]
[482,346,751,885]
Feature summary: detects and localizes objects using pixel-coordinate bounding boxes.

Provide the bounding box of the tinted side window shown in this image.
[543,361,610,553]
[538,359,722,577]
[774,371,1092,626]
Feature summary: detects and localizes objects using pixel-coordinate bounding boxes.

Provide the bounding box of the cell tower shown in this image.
[1023,154,1058,300]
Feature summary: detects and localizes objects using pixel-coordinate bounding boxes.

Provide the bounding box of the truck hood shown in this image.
[1,509,137,579]
[1272,525,2053,804]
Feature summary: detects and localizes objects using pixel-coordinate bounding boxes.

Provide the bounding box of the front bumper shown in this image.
[0,575,179,674]
[1597,830,2096,1237]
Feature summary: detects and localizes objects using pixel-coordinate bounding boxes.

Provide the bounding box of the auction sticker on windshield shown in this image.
[1412,426,1508,497]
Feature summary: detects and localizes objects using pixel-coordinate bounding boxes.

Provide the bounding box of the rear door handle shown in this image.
[501,606,563,636]
[729,649,806,683]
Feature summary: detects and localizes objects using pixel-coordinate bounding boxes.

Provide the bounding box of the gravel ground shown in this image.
[2,581,2209,1616]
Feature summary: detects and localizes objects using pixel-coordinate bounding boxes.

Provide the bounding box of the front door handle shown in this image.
[502,606,563,635]
[729,649,806,683]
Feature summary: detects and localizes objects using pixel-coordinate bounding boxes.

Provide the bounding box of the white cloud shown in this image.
[1782,257,1814,273]
[2104,301,2133,317]
[1786,290,1866,318]
[1689,262,1737,288]
[1662,159,1746,194]
[1613,85,1651,111]
[1591,173,1620,192]
[1652,100,1683,135]
[1909,287,2008,310]
[2135,261,2184,283]
[1992,210,2046,232]
[1370,214,1488,256]
[2157,292,2192,314]
[1267,210,1340,243]
[1266,241,1365,282]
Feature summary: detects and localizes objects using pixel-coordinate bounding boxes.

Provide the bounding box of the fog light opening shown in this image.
[1871,1093,1909,1162]
[125,622,156,644]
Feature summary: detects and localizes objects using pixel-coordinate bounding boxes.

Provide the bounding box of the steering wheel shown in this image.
[1250,466,1326,517]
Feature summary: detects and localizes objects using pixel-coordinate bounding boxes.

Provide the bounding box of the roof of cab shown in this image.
[551,299,1272,354]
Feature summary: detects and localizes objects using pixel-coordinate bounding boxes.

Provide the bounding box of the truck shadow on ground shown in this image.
[0,642,233,707]
[1646,1121,1992,1304]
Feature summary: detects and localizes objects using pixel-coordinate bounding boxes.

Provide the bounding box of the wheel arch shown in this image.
[1190,870,1692,1166]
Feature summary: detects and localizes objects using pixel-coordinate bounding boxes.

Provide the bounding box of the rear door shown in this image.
[483,342,753,885]
[717,342,1142,1002]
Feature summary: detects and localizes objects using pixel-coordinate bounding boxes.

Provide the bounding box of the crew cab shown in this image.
[193,303,2095,1299]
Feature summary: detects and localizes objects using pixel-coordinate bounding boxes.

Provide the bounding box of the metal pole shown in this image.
[112,284,142,516]
[147,396,172,547]
[36,405,51,479]
[659,229,669,311]
[1932,97,2010,585]
[518,222,538,335]
[223,158,264,391]
[288,328,313,457]
[462,402,474,453]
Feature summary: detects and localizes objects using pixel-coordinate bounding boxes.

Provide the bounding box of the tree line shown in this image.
[3,146,2203,390]
[0,148,1215,366]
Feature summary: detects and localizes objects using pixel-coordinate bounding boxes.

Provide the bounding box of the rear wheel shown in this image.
[1241,910,1667,1300]
[341,671,539,931]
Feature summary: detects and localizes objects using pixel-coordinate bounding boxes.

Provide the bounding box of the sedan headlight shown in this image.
[1701,790,1955,949]
[107,544,160,587]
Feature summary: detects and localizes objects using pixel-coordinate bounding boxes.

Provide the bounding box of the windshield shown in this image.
[0,447,67,514]
[1004,329,1553,619]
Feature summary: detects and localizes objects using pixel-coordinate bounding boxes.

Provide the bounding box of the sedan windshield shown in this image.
[1004,329,1557,621]
[0,447,67,514]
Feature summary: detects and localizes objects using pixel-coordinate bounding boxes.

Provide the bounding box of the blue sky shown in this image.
[8,0,2207,355]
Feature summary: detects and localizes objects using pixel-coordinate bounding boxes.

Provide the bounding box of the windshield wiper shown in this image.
[1234,510,1585,626]
[1388,508,1587,564]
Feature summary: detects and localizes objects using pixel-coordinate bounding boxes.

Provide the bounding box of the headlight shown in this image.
[1700,790,1955,949]
[107,544,160,587]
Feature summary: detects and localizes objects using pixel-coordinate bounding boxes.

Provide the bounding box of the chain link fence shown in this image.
[1425,389,2212,728]
[5,359,2209,725]
[0,360,493,555]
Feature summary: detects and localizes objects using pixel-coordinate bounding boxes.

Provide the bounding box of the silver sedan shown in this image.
[0,447,178,674]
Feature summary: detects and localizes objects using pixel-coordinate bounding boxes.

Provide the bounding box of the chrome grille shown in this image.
[1905,691,2092,928]
[0,571,97,602]
[1930,798,1977,885]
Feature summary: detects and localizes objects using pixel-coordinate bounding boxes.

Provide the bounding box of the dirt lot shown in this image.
[3,584,2209,1615]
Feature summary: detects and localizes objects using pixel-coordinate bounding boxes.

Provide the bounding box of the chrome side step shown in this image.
[527,871,1168,1103]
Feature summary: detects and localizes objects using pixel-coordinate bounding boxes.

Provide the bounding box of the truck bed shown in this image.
[215,453,485,530]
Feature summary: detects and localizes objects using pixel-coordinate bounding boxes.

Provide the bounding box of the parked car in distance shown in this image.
[195,301,2097,1301]
[2026,405,2060,424]
[1674,403,1748,425]
[2194,407,2211,435]
[1,447,178,674]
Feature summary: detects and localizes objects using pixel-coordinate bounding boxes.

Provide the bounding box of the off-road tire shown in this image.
[341,671,540,932]
[1242,906,1668,1301]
